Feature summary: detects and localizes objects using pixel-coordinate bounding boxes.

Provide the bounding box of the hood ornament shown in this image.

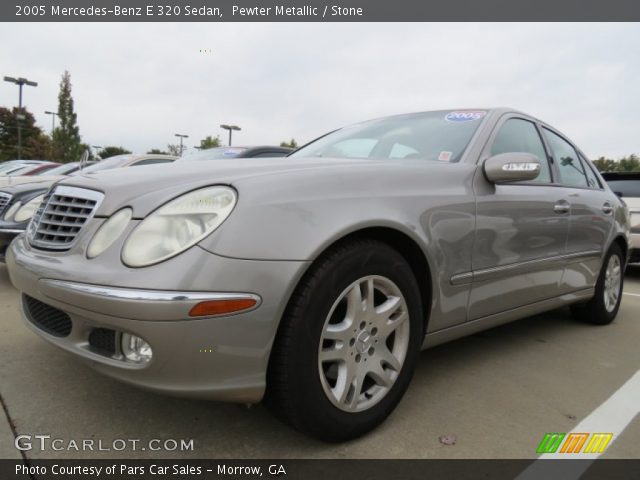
[78,150,90,172]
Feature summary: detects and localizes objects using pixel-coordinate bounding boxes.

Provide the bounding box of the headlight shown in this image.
[14,195,45,223]
[87,208,133,259]
[3,202,21,221]
[122,186,237,267]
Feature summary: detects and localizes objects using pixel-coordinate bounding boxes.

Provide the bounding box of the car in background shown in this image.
[0,154,177,261]
[180,146,292,161]
[0,160,54,176]
[0,162,65,189]
[79,153,176,173]
[601,171,640,263]
[42,161,99,176]
[5,108,630,441]
[5,162,61,176]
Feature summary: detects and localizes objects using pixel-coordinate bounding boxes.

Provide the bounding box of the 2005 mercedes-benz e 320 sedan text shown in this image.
[6,108,630,441]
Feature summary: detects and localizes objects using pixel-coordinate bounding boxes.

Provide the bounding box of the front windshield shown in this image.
[180,147,248,161]
[290,110,487,162]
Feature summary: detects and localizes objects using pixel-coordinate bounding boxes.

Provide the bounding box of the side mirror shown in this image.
[484,153,541,184]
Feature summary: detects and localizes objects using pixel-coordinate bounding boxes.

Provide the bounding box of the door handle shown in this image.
[553,200,570,214]
[602,202,614,215]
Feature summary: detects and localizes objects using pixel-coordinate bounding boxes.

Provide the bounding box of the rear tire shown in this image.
[570,244,624,325]
[266,239,424,442]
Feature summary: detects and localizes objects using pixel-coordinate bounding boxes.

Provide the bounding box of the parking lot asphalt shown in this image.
[0,263,638,460]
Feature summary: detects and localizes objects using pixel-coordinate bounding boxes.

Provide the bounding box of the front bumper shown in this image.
[7,234,309,403]
[0,228,22,262]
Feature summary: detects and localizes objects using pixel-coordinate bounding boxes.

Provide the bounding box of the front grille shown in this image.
[0,192,12,216]
[88,328,117,356]
[28,186,103,250]
[23,295,72,337]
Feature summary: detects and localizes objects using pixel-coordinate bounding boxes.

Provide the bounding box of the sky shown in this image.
[0,22,638,158]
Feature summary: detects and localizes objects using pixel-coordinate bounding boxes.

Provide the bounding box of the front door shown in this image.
[469,116,570,320]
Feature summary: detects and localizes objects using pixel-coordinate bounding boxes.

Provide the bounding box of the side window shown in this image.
[543,129,588,188]
[580,155,601,189]
[131,158,175,166]
[491,118,551,183]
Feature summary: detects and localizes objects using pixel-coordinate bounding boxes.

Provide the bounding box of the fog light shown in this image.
[121,333,153,363]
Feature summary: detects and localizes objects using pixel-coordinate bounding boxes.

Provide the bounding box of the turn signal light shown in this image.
[189,298,258,317]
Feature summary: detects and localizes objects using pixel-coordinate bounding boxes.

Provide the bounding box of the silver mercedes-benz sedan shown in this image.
[6,108,630,441]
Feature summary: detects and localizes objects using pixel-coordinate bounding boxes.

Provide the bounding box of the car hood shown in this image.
[0,175,65,189]
[57,157,403,217]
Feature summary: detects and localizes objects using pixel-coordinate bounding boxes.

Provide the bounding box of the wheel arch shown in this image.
[281,225,433,337]
[612,234,628,265]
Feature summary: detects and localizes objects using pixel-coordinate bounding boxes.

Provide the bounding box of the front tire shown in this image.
[570,243,624,325]
[266,239,424,442]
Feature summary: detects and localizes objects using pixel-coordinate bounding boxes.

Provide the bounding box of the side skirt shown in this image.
[421,288,594,350]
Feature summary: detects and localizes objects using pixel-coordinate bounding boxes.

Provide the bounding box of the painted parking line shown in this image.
[516,370,640,479]
[622,292,640,297]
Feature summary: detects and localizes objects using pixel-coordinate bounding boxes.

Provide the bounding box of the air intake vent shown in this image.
[88,328,117,357]
[23,295,72,337]
[27,186,103,251]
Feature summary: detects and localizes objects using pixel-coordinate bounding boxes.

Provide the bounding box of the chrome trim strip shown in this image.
[52,185,105,203]
[0,229,25,234]
[449,250,602,285]
[41,279,262,305]
[0,192,12,216]
[450,272,473,286]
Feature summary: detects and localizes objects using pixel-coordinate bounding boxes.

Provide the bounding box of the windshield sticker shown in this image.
[438,151,453,162]
[445,111,487,123]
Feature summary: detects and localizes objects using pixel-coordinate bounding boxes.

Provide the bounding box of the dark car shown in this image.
[0,180,52,260]
[601,172,640,263]
[0,154,177,262]
[179,146,293,161]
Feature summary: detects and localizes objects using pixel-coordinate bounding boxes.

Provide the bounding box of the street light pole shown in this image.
[4,76,38,160]
[174,133,189,156]
[45,110,58,135]
[220,124,241,146]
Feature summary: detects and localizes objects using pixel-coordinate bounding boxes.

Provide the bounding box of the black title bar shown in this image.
[2,0,640,22]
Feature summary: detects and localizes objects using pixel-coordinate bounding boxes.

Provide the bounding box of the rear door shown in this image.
[541,127,614,292]
[469,115,570,320]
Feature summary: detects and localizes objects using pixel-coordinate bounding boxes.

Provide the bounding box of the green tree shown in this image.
[147,148,168,155]
[199,135,221,150]
[0,107,51,160]
[618,154,640,172]
[52,71,82,162]
[97,146,131,159]
[166,144,182,156]
[592,155,640,173]
[26,131,54,160]
[280,138,298,149]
